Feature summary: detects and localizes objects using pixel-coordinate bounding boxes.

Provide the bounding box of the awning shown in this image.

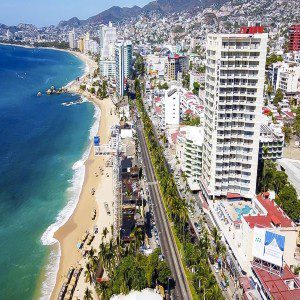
[227,192,241,199]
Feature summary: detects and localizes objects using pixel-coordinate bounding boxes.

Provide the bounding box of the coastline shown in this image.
[34,48,118,300]
[0,42,118,299]
[37,49,99,299]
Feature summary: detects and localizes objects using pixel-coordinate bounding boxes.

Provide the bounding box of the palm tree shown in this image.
[110,224,114,236]
[96,282,110,300]
[83,287,93,300]
[84,263,93,284]
[102,227,109,241]
[211,227,220,244]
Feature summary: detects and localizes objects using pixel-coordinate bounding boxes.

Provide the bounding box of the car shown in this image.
[220,281,227,290]
[213,264,219,273]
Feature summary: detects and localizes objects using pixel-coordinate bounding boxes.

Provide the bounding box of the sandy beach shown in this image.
[40,52,119,299]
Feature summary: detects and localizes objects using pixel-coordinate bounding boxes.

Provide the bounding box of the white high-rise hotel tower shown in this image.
[201,32,268,200]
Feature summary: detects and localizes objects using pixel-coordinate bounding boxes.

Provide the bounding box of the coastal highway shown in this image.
[135,115,192,300]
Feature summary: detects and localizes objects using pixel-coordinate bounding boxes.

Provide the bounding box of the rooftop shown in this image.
[244,193,294,229]
[253,264,300,300]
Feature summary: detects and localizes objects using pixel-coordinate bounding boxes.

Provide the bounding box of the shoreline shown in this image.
[34,48,118,300]
[34,49,99,299]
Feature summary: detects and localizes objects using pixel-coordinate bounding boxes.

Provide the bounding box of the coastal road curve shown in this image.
[135,116,192,300]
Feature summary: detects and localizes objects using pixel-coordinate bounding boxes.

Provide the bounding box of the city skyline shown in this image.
[0,0,151,27]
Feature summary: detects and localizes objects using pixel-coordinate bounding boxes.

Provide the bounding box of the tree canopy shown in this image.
[273,89,284,107]
[266,53,283,68]
[260,160,300,222]
[293,107,300,138]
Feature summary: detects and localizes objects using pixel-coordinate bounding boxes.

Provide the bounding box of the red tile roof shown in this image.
[253,265,300,300]
[185,109,193,115]
[243,193,294,229]
[283,111,295,119]
[239,276,252,292]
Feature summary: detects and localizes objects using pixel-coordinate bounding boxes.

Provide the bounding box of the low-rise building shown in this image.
[165,54,189,81]
[181,126,204,191]
[259,123,284,161]
[164,87,181,126]
[271,61,300,94]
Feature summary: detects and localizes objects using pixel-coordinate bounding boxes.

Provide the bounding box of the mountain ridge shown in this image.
[57,0,228,28]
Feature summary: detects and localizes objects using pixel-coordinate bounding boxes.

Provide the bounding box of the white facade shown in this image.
[182,126,204,189]
[99,22,117,59]
[100,60,116,78]
[115,41,132,97]
[271,61,300,94]
[164,88,180,126]
[259,123,284,162]
[201,33,268,200]
[68,29,76,49]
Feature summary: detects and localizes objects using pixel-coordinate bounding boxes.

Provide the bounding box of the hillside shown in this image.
[58,0,227,27]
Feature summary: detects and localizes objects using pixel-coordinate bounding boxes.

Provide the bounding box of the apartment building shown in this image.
[68,29,76,49]
[99,22,117,78]
[289,24,300,52]
[99,22,117,59]
[182,126,204,190]
[115,41,132,97]
[271,61,300,94]
[259,123,284,162]
[164,87,181,126]
[165,54,189,81]
[201,32,268,200]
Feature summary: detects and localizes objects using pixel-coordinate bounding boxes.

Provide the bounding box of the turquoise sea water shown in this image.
[0,45,96,299]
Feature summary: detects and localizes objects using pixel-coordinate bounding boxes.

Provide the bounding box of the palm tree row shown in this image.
[134,79,224,299]
[92,226,171,300]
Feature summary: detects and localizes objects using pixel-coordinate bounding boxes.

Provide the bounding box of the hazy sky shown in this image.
[0,0,151,27]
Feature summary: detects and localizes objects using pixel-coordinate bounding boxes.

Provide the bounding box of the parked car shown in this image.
[220,280,227,290]
[214,264,219,273]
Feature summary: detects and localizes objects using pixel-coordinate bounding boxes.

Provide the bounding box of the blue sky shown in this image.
[0,0,151,26]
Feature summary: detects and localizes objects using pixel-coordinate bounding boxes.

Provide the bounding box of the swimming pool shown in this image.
[235,205,252,220]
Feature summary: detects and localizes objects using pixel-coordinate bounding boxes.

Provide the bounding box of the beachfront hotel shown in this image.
[115,40,133,98]
[200,32,268,200]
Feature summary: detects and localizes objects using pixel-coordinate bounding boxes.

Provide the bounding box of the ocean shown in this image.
[0,45,97,299]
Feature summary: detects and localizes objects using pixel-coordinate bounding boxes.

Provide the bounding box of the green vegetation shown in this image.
[80,84,86,91]
[158,82,169,90]
[84,226,172,300]
[134,53,145,76]
[192,82,200,95]
[283,125,292,144]
[182,114,201,126]
[260,160,300,222]
[197,65,205,73]
[134,78,224,299]
[266,53,283,68]
[89,87,95,94]
[293,107,300,138]
[182,73,190,89]
[98,80,108,99]
[273,89,284,107]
